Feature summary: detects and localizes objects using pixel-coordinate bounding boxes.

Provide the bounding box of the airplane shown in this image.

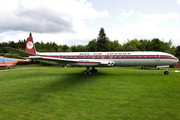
[4,34,179,75]
[0,56,29,69]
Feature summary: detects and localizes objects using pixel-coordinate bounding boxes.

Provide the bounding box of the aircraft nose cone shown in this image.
[174,56,179,64]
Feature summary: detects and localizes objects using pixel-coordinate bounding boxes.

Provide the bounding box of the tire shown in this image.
[164,71,169,75]
[91,69,97,73]
[88,71,93,76]
[83,71,88,75]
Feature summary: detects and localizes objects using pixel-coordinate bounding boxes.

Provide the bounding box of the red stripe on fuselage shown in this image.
[36,55,177,60]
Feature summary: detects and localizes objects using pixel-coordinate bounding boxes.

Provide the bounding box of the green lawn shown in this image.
[0,66,180,120]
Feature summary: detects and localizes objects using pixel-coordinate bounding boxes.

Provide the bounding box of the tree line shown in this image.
[0,28,180,60]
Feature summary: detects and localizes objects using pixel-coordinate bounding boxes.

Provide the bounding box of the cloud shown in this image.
[107,12,180,46]
[141,13,179,25]
[0,0,109,46]
[120,9,133,17]
[0,0,108,33]
[107,25,180,46]
[0,29,99,46]
[177,0,180,4]
[142,14,166,25]
[1,1,179,47]
[165,13,179,19]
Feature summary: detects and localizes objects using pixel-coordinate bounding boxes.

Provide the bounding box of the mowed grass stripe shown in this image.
[0,67,180,120]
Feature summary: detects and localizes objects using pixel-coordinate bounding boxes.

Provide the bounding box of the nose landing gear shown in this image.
[164,68,169,75]
[164,71,169,75]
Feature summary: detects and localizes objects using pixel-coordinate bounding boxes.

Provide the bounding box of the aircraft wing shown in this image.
[29,56,114,67]
[4,47,35,57]
[29,56,77,63]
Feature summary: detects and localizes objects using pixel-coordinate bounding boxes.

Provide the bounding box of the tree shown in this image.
[62,44,69,52]
[109,40,120,51]
[17,39,26,50]
[71,45,77,52]
[0,43,5,53]
[151,38,164,51]
[139,39,152,51]
[35,42,41,51]
[170,46,176,56]
[161,40,175,55]
[96,27,109,51]
[57,47,63,52]
[175,46,180,60]
[0,47,4,53]
[87,39,97,52]
[76,45,86,52]
[123,39,140,51]
[116,44,125,51]
[9,41,16,48]
[123,44,136,51]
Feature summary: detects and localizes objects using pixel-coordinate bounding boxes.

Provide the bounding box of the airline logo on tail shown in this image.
[27,41,33,49]
[25,37,36,55]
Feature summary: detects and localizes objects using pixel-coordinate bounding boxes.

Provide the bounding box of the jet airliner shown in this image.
[4,35,179,75]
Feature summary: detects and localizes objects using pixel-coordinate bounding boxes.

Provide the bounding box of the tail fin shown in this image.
[25,35,36,55]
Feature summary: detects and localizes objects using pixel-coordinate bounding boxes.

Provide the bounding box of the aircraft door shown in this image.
[93,54,95,59]
[101,55,104,59]
[110,54,112,59]
[156,54,160,62]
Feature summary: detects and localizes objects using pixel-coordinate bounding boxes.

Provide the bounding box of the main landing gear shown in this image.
[83,67,97,76]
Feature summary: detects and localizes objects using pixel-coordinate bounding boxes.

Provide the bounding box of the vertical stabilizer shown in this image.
[25,34,36,55]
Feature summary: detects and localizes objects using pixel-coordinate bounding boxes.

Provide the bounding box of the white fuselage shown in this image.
[35,51,179,67]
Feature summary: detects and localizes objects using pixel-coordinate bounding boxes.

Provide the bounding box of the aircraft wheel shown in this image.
[164,71,169,75]
[88,71,93,76]
[83,71,88,75]
[91,69,97,73]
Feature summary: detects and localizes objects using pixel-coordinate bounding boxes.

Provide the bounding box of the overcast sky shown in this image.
[0,0,180,46]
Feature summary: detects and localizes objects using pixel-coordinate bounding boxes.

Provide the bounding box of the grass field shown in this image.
[0,66,180,120]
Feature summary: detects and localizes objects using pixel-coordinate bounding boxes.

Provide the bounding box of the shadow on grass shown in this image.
[0,68,167,107]
[32,69,163,93]
[1,67,165,96]
[96,70,162,76]
[31,71,99,93]
[31,69,145,94]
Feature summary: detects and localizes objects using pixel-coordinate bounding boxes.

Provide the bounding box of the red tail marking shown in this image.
[25,37,36,55]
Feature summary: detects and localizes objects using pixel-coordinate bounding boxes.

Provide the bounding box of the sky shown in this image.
[0,0,180,46]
